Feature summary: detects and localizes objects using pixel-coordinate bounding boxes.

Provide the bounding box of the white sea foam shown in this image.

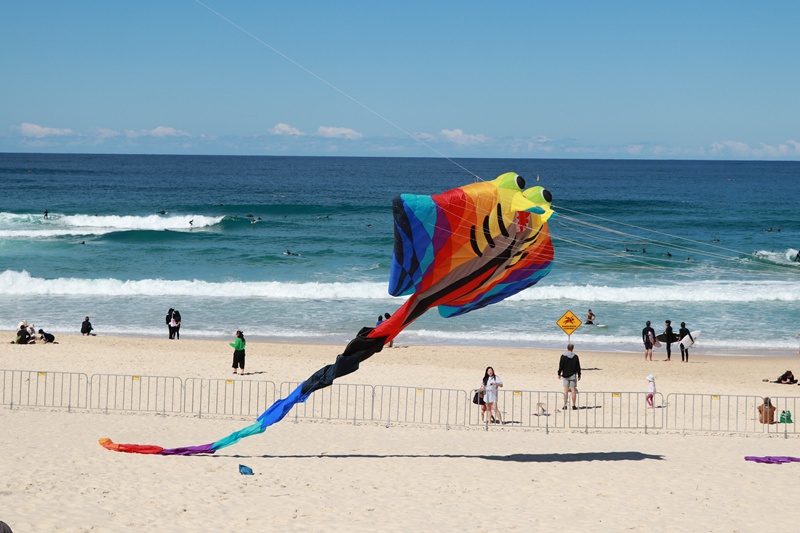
[0,212,223,237]
[0,270,393,299]
[1,270,798,302]
[56,214,222,230]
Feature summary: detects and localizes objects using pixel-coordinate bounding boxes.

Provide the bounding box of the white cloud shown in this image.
[709,139,800,158]
[440,128,489,146]
[125,126,191,139]
[18,122,73,138]
[414,132,437,142]
[317,126,363,140]
[270,122,304,136]
[96,128,121,139]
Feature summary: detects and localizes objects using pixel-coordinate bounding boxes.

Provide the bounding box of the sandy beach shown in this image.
[2,333,800,532]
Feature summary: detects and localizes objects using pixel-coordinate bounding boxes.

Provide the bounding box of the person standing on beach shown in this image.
[480,367,503,424]
[230,330,246,375]
[166,308,175,339]
[663,320,674,362]
[558,344,581,410]
[172,309,182,339]
[645,374,656,408]
[81,316,93,336]
[642,321,655,361]
[679,322,694,362]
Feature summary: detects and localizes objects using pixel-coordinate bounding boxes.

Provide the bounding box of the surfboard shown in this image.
[656,332,681,343]
[648,332,661,348]
[677,330,701,348]
[590,323,608,329]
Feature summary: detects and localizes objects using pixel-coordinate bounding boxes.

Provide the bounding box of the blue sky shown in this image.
[2,1,799,159]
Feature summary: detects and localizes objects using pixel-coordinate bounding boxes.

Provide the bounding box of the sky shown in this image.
[2,1,799,160]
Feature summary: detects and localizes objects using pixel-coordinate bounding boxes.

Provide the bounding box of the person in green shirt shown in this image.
[230,330,246,375]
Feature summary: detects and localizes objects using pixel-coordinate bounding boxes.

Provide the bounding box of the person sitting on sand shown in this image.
[758,397,776,424]
[38,329,56,344]
[14,322,31,344]
[81,316,94,336]
[778,371,797,384]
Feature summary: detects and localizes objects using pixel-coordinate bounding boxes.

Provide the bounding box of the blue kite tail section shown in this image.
[158,383,312,456]
[257,382,310,426]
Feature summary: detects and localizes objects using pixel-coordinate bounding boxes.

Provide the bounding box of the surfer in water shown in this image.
[585,309,595,325]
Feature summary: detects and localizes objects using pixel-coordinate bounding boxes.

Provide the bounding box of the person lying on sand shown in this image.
[762,371,797,384]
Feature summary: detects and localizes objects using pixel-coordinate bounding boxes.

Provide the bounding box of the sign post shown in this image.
[556,310,582,343]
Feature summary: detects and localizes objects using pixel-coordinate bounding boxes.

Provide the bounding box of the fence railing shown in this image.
[469,390,665,431]
[375,386,467,428]
[665,393,798,435]
[1,369,797,436]
[89,374,183,414]
[185,378,277,418]
[1,369,89,411]
[281,382,374,424]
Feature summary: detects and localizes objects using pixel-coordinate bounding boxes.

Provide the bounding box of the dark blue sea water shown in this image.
[1,153,799,355]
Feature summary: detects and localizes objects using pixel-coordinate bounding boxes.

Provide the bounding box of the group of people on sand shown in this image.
[11,320,56,344]
[642,320,694,362]
[480,343,664,419]
[477,343,583,424]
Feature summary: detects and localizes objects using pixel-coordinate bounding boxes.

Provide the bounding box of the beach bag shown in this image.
[472,391,485,405]
[780,410,793,424]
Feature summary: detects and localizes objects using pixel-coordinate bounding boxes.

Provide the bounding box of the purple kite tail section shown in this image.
[744,456,800,464]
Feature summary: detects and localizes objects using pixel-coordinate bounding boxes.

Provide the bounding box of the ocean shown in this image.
[1,153,799,356]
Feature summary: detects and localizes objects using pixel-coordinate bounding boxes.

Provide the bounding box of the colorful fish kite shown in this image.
[100,172,555,455]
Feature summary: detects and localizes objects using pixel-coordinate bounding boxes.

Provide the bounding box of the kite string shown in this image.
[195,3,794,275]
[193,0,484,182]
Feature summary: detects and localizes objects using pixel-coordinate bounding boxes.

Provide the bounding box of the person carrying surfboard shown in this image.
[678,322,694,362]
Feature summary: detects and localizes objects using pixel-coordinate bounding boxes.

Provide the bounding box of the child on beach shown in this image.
[645,374,656,408]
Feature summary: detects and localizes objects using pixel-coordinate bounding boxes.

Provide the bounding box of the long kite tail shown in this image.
[99,326,391,456]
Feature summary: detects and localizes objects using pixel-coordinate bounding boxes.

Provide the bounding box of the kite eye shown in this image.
[515,175,526,190]
[542,189,552,202]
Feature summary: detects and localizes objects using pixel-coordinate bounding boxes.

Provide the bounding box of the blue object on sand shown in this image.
[239,464,254,475]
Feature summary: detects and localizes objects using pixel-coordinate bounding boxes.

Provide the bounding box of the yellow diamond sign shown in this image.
[556,310,582,336]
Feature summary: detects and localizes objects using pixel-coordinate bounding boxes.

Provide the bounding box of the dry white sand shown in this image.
[2,334,800,532]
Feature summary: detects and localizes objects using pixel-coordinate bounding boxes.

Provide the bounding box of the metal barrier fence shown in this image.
[375,386,467,428]
[185,378,277,418]
[280,382,375,424]
[0,369,89,411]
[1,369,798,437]
[665,393,799,436]
[89,374,182,414]
[469,390,665,431]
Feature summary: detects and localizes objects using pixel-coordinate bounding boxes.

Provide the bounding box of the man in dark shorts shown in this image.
[558,343,582,410]
[642,320,655,361]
